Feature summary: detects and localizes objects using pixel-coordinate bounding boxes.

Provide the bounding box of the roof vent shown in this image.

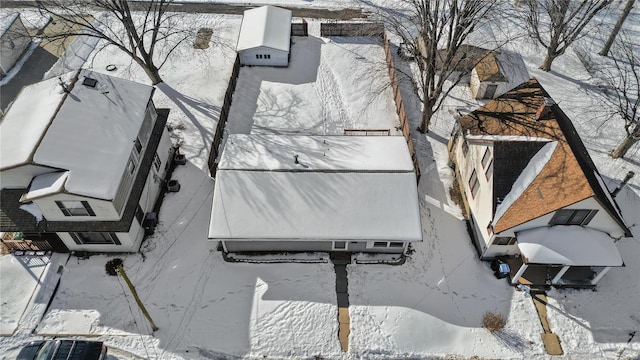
[82,77,98,88]
[535,97,555,120]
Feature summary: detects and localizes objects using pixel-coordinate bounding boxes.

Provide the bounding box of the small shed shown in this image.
[0,13,31,77]
[236,5,292,67]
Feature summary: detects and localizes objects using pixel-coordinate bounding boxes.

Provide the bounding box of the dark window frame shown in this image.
[55,200,96,217]
[549,209,598,226]
[153,152,161,171]
[485,158,494,180]
[481,148,491,168]
[70,232,121,245]
[493,236,517,246]
[462,140,469,157]
[469,170,479,198]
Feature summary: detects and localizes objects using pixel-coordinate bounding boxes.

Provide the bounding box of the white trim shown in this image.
[591,267,611,285]
[551,265,570,284]
[332,241,348,251]
[512,264,528,284]
[221,240,229,253]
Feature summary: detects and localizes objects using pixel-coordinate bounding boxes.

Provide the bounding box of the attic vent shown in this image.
[535,97,555,120]
[82,77,98,88]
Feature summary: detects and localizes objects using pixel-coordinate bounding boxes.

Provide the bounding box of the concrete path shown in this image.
[331,253,351,352]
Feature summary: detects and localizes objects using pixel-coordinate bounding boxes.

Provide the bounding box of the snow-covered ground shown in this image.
[1,2,639,359]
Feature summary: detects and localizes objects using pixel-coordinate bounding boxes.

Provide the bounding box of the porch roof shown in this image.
[517,226,623,267]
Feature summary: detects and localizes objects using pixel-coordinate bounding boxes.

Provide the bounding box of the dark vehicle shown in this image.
[17,339,107,360]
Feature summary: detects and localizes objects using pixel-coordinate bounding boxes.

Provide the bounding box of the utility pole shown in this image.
[117,265,159,332]
[599,0,635,56]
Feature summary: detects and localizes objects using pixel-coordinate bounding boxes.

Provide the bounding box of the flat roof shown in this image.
[209,170,422,242]
[220,134,414,172]
[237,5,292,52]
[518,226,623,267]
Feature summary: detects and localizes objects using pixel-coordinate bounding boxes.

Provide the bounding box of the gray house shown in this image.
[208,134,422,253]
[0,69,173,253]
[0,13,31,77]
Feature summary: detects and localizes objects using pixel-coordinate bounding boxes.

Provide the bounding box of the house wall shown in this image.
[222,240,406,253]
[137,126,172,216]
[482,196,626,259]
[0,164,55,189]
[0,15,30,75]
[57,222,141,252]
[453,139,495,254]
[469,69,507,100]
[239,47,289,66]
[34,193,120,221]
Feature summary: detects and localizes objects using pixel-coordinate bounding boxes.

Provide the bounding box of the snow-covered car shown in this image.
[17,339,107,360]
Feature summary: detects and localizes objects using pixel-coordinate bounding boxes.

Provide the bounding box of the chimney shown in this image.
[535,97,555,120]
[57,77,70,94]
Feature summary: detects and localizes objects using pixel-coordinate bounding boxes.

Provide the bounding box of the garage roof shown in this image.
[236,5,292,52]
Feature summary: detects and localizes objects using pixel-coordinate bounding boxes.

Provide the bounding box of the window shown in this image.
[135,205,144,224]
[256,54,259,59]
[481,148,491,168]
[389,242,404,248]
[369,241,405,248]
[333,241,347,250]
[127,156,136,175]
[493,236,517,246]
[485,159,493,180]
[549,209,597,225]
[373,241,387,247]
[266,54,271,59]
[134,138,142,154]
[70,232,121,245]
[462,140,469,156]
[55,201,95,217]
[153,153,161,171]
[469,170,479,198]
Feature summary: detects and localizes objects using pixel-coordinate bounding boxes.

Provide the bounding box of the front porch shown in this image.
[504,256,610,287]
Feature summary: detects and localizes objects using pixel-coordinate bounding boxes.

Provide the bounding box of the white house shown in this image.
[448,78,631,287]
[209,134,422,253]
[236,5,292,66]
[0,13,31,77]
[0,69,174,253]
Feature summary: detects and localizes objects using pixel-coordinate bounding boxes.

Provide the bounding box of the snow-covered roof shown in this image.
[495,50,529,93]
[493,142,557,225]
[0,73,73,171]
[0,13,20,37]
[220,134,414,172]
[33,70,153,200]
[1,69,154,200]
[22,171,69,201]
[236,5,292,52]
[209,170,422,242]
[517,226,623,266]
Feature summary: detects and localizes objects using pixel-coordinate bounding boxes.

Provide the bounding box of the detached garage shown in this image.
[209,135,423,254]
[236,5,292,67]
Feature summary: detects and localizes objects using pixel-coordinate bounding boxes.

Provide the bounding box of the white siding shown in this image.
[469,69,508,100]
[239,47,288,67]
[33,193,119,221]
[455,140,495,253]
[0,15,30,75]
[138,127,172,215]
[57,227,139,253]
[0,164,54,189]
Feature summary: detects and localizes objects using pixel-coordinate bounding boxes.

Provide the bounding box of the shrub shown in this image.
[483,311,505,333]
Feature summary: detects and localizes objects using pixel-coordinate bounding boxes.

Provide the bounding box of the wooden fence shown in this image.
[208,55,241,175]
[382,30,421,181]
[320,22,385,38]
[291,21,308,36]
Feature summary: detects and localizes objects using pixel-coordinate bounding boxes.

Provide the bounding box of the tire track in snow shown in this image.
[314,56,352,134]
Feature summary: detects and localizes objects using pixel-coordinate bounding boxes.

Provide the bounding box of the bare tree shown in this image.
[598,0,635,57]
[379,0,499,133]
[524,0,612,71]
[34,0,193,84]
[599,38,640,159]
